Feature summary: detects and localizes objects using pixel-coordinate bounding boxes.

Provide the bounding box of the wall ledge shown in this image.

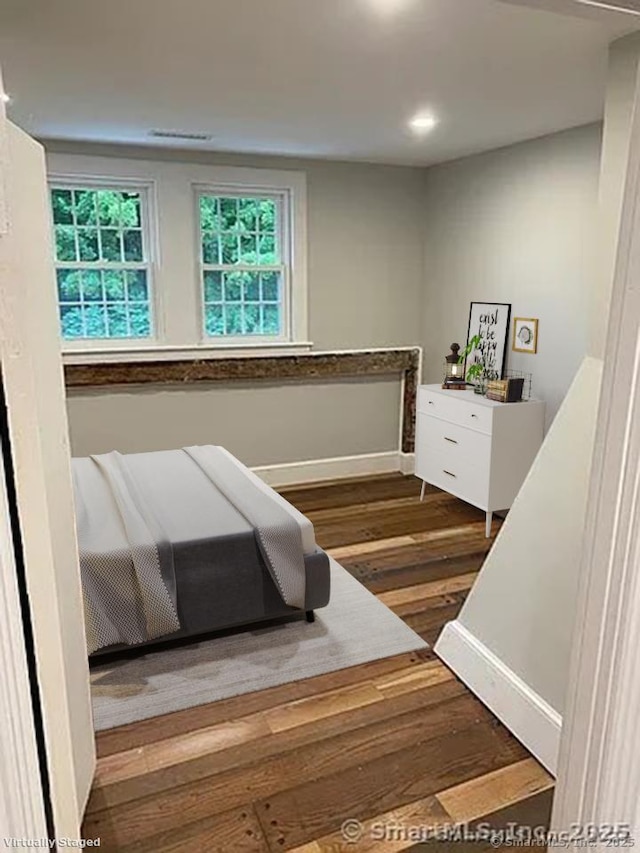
[64,347,422,453]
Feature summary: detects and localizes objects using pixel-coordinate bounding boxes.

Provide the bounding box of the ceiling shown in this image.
[0,0,637,166]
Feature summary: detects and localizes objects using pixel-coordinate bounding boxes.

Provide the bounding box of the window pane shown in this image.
[224,273,242,302]
[55,226,77,262]
[60,305,84,339]
[104,270,126,300]
[205,305,225,336]
[126,270,148,301]
[203,270,222,302]
[97,190,122,227]
[100,229,122,262]
[221,233,239,264]
[261,271,279,301]
[244,273,260,301]
[202,233,219,264]
[263,304,281,335]
[240,234,258,263]
[259,234,277,264]
[123,229,143,262]
[259,199,276,232]
[51,189,73,225]
[220,197,238,230]
[74,190,98,226]
[57,269,81,303]
[81,269,103,302]
[77,227,99,262]
[225,304,242,335]
[83,304,107,338]
[200,196,220,231]
[106,304,129,337]
[129,304,151,337]
[238,199,257,230]
[120,193,141,228]
[244,304,261,334]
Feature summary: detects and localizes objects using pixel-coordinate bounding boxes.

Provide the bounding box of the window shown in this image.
[50,184,154,341]
[198,191,287,340]
[48,158,309,360]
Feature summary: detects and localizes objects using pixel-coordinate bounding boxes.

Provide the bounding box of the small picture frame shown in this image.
[512,317,538,354]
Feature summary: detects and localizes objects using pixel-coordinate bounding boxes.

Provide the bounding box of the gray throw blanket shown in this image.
[184,446,307,609]
[74,446,307,654]
[74,452,180,655]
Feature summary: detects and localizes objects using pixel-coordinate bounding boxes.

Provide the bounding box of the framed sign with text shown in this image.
[466,301,511,381]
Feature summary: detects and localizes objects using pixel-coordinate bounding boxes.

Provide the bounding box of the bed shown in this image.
[72,446,331,656]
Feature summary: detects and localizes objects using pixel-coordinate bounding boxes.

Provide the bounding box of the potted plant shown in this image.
[458,334,486,395]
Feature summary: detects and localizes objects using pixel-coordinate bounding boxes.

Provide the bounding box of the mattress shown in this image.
[73,447,329,654]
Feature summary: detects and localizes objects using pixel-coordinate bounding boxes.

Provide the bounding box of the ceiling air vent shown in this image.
[149,129,212,141]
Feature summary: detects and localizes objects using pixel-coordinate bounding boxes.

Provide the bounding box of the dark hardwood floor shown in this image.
[82,474,553,852]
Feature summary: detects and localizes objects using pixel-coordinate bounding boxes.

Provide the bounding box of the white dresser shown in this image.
[415,384,545,536]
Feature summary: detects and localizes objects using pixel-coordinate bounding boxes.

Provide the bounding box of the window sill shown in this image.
[61,341,314,365]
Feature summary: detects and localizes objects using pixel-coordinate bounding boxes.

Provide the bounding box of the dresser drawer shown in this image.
[419,455,490,509]
[416,415,491,483]
[417,388,494,435]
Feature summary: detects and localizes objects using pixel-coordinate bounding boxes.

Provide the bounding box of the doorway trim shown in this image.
[552,48,640,837]
[0,398,48,837]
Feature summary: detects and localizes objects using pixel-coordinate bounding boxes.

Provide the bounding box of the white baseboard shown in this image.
[253,451,414,488]
[435,620,561,775]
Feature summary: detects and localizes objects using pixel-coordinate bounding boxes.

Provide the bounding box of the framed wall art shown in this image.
[466,302,511,380]
[512,317,539,354]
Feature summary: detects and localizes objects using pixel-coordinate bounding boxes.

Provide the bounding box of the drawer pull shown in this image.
[444,437,458,444]
[471,413,478,418]
[428,400,435,405]
[443,470,457,478]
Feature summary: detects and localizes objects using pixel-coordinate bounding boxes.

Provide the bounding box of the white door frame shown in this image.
[0,420,49,838]
[552,34,640,842]
[0,66,48,842]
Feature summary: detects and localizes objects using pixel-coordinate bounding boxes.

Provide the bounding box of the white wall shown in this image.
[45,143,425,464]
[422,123,602,427]
[67,378,401,464]
[50,124,604,462]
[436,356,601,773]
[43,144,427,351]
[448,357,601,712]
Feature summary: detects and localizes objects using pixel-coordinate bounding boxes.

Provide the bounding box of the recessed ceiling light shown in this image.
[366,0,417,17]
[1,92,11,105]
[409,113,437,134]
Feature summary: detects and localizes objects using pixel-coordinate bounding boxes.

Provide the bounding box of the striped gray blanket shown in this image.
[73,447,307,654]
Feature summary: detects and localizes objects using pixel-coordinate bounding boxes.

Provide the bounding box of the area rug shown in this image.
[90,558,427,730]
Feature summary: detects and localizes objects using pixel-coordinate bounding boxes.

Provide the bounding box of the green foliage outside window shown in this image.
[51,187,152,340]
[199,194,282,337]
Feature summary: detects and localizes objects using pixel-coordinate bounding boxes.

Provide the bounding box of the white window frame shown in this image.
[195,183,292,345]
[49,174,160,351]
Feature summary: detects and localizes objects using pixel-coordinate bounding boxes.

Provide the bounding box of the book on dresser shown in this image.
[415,384,545,537]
